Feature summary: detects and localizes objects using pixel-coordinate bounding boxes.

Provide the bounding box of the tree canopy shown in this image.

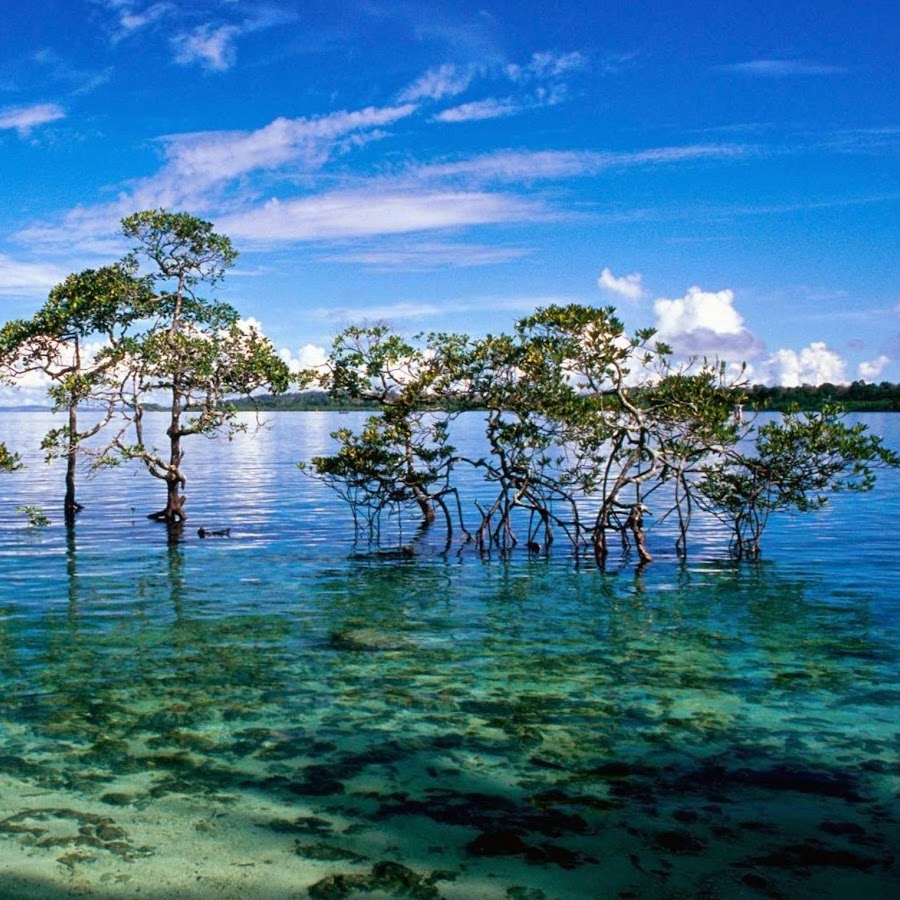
[304,308,899,566]
[0,210,290,527]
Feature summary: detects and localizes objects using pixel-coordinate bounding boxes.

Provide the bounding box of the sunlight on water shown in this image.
[0,411,897,898]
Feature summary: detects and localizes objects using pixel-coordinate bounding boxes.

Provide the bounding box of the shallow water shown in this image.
[0,411,897,898]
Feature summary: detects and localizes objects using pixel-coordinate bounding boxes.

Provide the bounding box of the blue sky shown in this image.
[1,0,897,394]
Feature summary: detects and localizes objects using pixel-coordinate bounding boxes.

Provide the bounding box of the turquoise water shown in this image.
[0,411,897,898]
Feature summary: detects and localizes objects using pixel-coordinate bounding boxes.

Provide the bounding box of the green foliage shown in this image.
[113,210,290,522]
[121,209,237,287]
[306,309,897,566]
[17,505,50,528]
[698,405,900,559]
[0,258,152,518]
[0,443,21,473]
[304,325,460,537]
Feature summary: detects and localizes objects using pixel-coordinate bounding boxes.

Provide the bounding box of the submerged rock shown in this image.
[294,840,367,862]
[263,814,333,836]
[308,860,446,899]
[328,627,414,653]
[652,829,707,856]
[744,841,889,872]
[467,829,530,857]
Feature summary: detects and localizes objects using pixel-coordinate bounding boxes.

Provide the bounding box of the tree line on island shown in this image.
[1,210,897,565]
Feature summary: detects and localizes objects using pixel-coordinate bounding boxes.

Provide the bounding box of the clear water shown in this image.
[0,411,897,898]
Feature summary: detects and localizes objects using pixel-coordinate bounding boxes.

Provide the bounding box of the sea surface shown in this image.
[0,410,897,898]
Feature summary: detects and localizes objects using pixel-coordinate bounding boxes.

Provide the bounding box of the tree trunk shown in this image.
[147,477,186,522]
[149,383,188,522]
[627,506,653,565]
[411,485,435,526]
[165,474,187,521]
[64,399,83,523]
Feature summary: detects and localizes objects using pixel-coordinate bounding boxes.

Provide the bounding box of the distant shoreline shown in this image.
[3,383,899,414]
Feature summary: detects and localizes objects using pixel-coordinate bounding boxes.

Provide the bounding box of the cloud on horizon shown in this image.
[858,354,890,381]
[761,342,848,386]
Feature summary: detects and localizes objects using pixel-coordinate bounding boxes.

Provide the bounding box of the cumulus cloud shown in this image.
[762,343,848,386]
[653,285,764,358]
[858,354,890,382]
[278,343,328,374]
[654,285,742,336]
[0,369,53,407]
[598,267,644,299]
[0,103,65,136]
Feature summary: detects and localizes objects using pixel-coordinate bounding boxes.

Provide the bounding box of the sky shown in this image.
[0,0,898,401]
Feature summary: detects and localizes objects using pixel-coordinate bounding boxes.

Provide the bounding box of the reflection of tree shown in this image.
[65,523,79,619]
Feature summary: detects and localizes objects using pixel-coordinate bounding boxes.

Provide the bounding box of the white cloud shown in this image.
[653,285,763,358]
[655,286,744,337]
[13,104,420,251]
[312,293,581,325]
[721,59,847,77]
[218,190,541,244]
[0,103,65,136]
[172,24,240,71]
[0,254,67,297]
[762,343,848,386]
[0,368,53,407]
[235,316,265,335]
[433,98,519,123]
[858,354,890,382]
[313,301,444,324]
[397,63,475,102]
[398,50,586,119]
[277,343,328,374]
[505,51,587,83]
[415,144,748,185]
[117,2,171,35]
[321,241,530,270]
[159,104,416,186]
[598,267,644,299]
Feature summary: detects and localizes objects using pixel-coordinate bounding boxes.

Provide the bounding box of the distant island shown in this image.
[6,383,899,415]
[742,381,900,412]
[223,383,900,413]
